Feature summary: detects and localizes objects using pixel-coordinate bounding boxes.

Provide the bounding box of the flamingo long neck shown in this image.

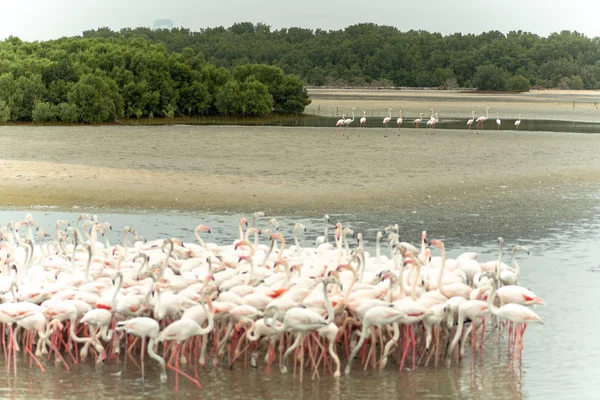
[323,280,335,324]
[343,231,351,254]
[386,274,397,303]
[388,109,392,118]
[147,338,167,382]
[194,227,206,248]
[161,240,173,279]
[511,248,521,277]
[84,245,92,283]
[245,256,255,285]
[197,295,215,335]
[238,221,245,241]
[323,218,329,243]
[395,255,406,299]
[496,239,504,281]
[436,242,449,298]
[111,273,123,310]
[410,263,419,301]
[375,232,381,260]
[356,251,365,283]
[343,264,357,303]
[277,237,286,262]
[261,239,275,269]
[89,225,99,257]
[487,284,499,316]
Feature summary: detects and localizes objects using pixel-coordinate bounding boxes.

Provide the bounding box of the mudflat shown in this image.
[0,89,598,216]
[0,122,598,218]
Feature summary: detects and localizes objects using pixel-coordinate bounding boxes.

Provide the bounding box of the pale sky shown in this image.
[2,0,599,42]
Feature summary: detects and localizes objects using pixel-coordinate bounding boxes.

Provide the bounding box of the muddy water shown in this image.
[0,195,598,399]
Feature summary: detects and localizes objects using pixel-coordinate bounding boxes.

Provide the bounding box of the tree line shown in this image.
[0,35,310,123]
[83,23,600,92]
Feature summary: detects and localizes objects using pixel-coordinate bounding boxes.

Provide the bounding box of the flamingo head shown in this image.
[234,240,253,250]
[240,217,248,226]
[197,224,211,233]
[269,232,283,241]
[428,239,444,248]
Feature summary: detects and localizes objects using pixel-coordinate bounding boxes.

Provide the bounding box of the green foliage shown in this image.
[57,102,78,122]
[32,102,58,122]
[67,73,123,123]
[81,23,600,91]
[507,75,530,92]
[232,64,310,114]
[215,79,274,116]
[473,65,509,91]
[0,100,10,122]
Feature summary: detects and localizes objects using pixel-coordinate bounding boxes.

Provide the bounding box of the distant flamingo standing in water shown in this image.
[429,112,439,135]
[383,108,392,137]
[413,113,423,128]
[342,108,356,138]
[496,112,501,132]
[515,114,522,131]
[476,107,490,133]
[467,111,475,133]
[360,111,367,127]
[343,108,356,129]
[336,114,346,130]
[396,110,403,135]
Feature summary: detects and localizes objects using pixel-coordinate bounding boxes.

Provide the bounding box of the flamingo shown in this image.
[343,108,356,129]
[383,108,392,136]
[431,112,439,134]
[116,317,165,382]
[396,110,403,135]
[413,113,423,128]
[466,111,475,133]
[336,114,346,129]
[515,114,522,131]
[476,106,490,133]
[342,108,356,138]
[487,280,543,363]
[496,112,501,132]
[360,111,367,127]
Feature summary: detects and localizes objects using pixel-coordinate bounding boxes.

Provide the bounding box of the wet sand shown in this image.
[0,117,598,217]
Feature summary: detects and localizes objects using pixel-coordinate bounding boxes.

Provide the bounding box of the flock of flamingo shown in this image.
[336,107,523,136]
[0,213,544,391]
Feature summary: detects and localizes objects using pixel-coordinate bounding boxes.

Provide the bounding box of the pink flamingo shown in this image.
[467,111,475,133]
[336,114,346,130]
[116,317,165,382]
[413,113,423,128]
[360,111,367,127]
[383,108,392,137]
[396,110,403,135]
[476,106,490,133]
[487,281,543,364]
[515,114,522,130]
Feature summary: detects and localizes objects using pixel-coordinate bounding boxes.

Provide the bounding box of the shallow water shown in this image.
[0,199,598,399]
[264,115,600,134]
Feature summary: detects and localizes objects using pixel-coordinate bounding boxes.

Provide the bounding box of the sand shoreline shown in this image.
[0,123,598,216]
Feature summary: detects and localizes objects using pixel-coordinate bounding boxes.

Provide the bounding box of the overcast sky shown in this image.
[3,0,599,42]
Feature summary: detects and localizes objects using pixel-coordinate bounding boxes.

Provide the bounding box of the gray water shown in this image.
[188,115,600,134]
[0,200,598,399]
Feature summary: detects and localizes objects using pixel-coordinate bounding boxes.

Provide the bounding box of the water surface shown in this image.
[0,200,597,399]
